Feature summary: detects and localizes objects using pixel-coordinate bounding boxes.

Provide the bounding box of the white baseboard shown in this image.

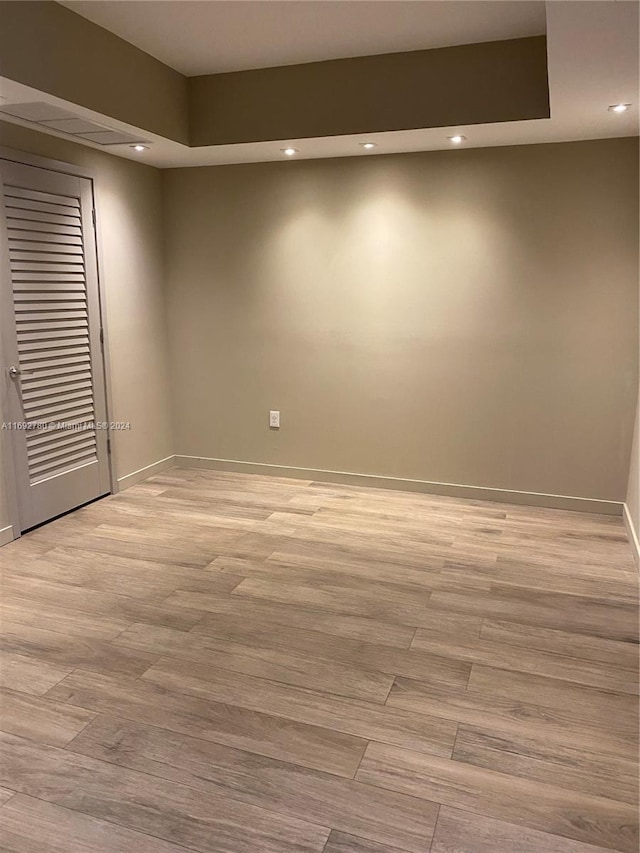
[116,455,175,492]
[0,455,627,548]
[173,455,623,516]
[0,524,16,546]
[623,503,640,569]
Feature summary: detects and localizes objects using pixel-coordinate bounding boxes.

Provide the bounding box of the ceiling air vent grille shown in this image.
[0,102,148,146]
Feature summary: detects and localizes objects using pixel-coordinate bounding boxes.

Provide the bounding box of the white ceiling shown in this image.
[1,1,638,168]
[59,0,547,76]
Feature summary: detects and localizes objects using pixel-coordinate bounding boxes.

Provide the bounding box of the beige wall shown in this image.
[189,36,549,146]
[163,138,639,503]
[627,230,640,559]
[0,121,173,535]
[0,3,544,150]
[627,398,639,547]
[0,2,188,143]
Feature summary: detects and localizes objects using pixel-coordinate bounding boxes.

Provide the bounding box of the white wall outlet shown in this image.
[269,410,280,428]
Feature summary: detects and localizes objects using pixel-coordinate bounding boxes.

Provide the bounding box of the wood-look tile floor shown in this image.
[0,468,638,853]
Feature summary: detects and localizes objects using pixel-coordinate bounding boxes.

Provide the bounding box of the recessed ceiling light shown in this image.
[281,147,298,156]
[360,142,377,150]
[131,144,148,152]
[608,103,631,113]
[447,135,466,145]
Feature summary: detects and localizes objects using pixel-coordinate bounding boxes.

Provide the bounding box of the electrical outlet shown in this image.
[269,410,280,428]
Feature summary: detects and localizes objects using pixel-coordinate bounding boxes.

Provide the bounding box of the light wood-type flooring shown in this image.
[0,468,638,853]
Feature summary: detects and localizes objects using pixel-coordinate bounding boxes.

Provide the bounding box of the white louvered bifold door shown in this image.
[0,159,110,531]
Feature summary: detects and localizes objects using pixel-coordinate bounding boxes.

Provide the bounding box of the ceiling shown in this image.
[59,0,547,76]
[0,1,638,168]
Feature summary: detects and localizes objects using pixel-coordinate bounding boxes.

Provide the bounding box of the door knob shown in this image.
[8,365,33,378]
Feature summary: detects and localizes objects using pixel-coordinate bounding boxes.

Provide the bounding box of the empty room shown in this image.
[0,1,638,851]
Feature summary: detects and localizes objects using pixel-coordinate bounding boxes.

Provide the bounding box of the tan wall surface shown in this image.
[189,36,549,146]
[163,138,639,502]
[0,5,545,150]
[0,2,188,143]
[0,120,174,534]
[626,391,640,558]
[627,240,640,554]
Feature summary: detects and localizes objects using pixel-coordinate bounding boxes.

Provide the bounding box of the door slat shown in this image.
[5,185,81,208]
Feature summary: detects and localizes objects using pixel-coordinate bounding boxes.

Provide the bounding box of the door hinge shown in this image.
[99,327,104,346]
[91,208,97,229]
[106,437,111,454]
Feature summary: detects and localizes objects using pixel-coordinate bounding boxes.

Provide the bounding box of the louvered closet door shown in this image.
[0,159,110,531]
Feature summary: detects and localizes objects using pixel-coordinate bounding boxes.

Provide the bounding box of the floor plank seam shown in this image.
[448,722,462,761]
[427,803,442,853]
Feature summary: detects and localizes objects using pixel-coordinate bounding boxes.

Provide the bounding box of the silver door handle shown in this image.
[8,365,34,378]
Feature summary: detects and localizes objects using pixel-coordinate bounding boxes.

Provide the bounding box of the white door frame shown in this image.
[0,145,117,542]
